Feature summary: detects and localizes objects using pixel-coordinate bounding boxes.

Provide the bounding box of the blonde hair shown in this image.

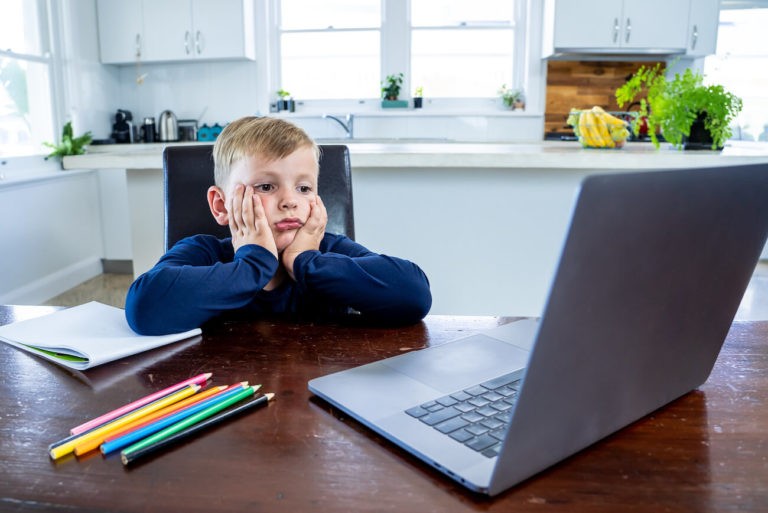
[212,116,319,187]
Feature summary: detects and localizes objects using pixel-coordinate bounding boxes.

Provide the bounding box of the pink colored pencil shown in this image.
[69,372,212,435]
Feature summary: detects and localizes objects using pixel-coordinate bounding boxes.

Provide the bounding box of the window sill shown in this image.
[277,109,541,118]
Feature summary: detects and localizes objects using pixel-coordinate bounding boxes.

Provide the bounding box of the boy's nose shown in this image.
[279,191,298,209]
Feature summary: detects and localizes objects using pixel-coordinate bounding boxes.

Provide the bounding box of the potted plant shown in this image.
[616,64,742,150]
[381,73,407,108]
[277,88,295,112]
[413,86,424,109]
[44,121,92,166]
[498,84,524,110]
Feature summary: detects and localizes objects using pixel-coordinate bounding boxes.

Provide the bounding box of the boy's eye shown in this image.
[298,185,313,193]
[254,184,274,192]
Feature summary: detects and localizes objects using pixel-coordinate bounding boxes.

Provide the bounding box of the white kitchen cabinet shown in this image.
[96,0,144,64]
[96,0,255,64]
[685,0,720,57]
[545,0,692,56]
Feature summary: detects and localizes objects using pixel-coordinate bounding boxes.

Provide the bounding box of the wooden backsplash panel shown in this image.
[544,60,664,136]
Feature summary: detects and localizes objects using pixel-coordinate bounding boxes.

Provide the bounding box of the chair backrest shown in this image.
[163,144,354,251]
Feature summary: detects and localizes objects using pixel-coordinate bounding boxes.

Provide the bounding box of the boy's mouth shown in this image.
[275,218,303,231]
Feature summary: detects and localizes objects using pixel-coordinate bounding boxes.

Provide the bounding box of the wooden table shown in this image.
[1,305,766,512]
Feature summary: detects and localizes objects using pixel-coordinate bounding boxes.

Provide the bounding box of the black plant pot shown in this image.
[682,112,722,151]
[278,99,296,112]
[414,97,423,109]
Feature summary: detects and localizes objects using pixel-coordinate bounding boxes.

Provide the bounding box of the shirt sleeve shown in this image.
[292,235,432,325]
[125,236,278,335]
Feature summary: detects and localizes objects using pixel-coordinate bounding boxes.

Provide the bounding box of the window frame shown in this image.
[270,0,529,114]
[0,0,63,163]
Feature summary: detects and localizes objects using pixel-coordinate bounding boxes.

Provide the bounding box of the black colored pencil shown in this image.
[121,393,274,465]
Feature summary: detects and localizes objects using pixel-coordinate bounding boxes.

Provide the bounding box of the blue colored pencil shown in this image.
[100,384,257,455]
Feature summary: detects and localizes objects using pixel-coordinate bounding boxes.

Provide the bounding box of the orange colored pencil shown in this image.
[100,385,229,443]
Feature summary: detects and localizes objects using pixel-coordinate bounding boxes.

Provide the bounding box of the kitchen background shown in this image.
[2,0,768,312]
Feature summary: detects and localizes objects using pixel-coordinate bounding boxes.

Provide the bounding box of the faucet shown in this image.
[323,114,354,139]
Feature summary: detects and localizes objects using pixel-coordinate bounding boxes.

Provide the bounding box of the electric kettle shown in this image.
[158,110,179,142]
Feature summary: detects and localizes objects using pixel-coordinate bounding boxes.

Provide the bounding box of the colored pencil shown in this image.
[48,383,221,453]
[70,372,212,435]
[98,385,231,444]
[49,384,200,459]
[121,392,274,465]
[100,384,260,455]
[120,386,259,463]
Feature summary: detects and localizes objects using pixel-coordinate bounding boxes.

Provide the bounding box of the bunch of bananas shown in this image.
[567,106,630,149]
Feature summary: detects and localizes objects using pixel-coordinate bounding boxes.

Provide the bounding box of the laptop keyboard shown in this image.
[404,372,522,458]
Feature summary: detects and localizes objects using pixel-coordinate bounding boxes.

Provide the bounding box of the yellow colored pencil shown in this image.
[99,385,230,444]
[49,384,200,460]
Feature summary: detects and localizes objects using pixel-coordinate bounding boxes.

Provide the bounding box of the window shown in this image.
[279,0,381,100]
[276,0,522,107]
[0,0,56,157]
[411,0,515,98]
[704,7,768,141]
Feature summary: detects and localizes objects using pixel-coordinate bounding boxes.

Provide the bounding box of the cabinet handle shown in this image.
[195,31,202,54]
[185,31,191,55]
[135,34,141,58]
[625,18,631,43]
[613,18,619,43]
[691,24,698,50]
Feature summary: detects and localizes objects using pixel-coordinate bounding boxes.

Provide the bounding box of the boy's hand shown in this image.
[282,196,327,280]
[229,184,278,258]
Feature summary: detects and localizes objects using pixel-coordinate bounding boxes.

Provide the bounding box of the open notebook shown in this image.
[0,302,201,370]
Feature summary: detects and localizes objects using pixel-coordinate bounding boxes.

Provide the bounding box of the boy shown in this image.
[126,116,431,335]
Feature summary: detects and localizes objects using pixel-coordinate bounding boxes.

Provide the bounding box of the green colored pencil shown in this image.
[120,385,257,461]
[121,392,274,465]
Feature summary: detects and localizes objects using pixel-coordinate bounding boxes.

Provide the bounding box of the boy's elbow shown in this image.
[402,285,432,322]
[125,296,166,335]
[371,280,432,325]
[125,284,187,336]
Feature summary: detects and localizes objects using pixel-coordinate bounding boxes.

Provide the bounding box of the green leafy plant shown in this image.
[381,73,404,100]
[44,121,92,158]
[277,88,291,99]
[616,64,743,150]
[498,84,522,108]
[414,86,423,98]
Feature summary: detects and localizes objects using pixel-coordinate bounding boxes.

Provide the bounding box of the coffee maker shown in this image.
[111,109,134,143]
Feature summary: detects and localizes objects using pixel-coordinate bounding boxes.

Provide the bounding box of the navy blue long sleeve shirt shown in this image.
[125,233,432,335]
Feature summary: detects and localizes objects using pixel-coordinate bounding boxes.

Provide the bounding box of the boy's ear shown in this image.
[207,186,229,226]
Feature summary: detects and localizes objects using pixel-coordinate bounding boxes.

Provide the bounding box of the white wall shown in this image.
[57,0,122,140]
[0,170,104,304]
[352,165,582,317]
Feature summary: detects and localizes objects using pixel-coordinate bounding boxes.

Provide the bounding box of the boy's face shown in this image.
[225,146,319,252]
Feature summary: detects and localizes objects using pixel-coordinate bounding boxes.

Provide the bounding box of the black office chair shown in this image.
[163,144,354,251]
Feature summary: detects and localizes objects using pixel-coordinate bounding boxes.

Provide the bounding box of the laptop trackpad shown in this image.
[381,334,530,394]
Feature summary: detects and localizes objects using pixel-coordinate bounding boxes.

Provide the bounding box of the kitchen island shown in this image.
[64,141,768,317]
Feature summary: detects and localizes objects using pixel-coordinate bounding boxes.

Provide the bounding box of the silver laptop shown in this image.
[309,163,768,496]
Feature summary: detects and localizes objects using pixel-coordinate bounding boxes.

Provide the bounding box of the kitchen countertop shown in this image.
[63,140,768,171]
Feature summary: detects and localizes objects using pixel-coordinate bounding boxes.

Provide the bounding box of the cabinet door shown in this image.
[191,0,253,60]
[142,0,194,62]
[552,0,623,49]
[96,0,144,64]
[621,0,688,50]
[686,0,720,57]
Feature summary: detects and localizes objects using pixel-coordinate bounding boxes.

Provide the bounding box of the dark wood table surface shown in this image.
[1,304,766,513]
